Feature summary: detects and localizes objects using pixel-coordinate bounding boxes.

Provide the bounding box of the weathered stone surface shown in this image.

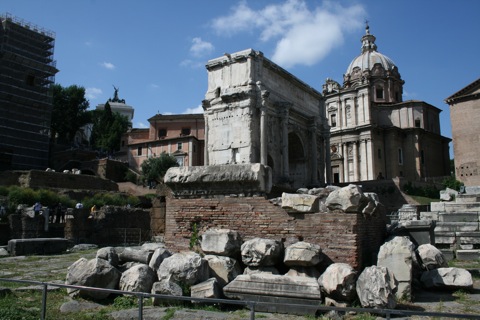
[119,264,156,294]
[151,280,183,305]
[325,184,368,213]
[318,263,357,302]
[356,266,397,309]
[96,247,119,267]
[164,163,272,195]
[141,242,165,252]
[200,229,242,256]
[241,238,283,267]
[204,255,243,287]
[243,266,279,275]
[362,192,383,217]
[286,266,320,279]
[0,248,8,256]
[8,238,68,256]
[281,193,320,213]
[284,241,322,267]
[191,277,222,299]
[223,274,321,315]
[420,268,473,290]
[377,236,414,300]
[440,188,458,201]
[119,248,153,264]
[157,251,209,286]
[417,244,448,270]
[66,258,121,300]
[148,248,172,272]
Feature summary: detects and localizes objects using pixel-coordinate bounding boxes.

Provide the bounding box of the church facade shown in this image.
[322,25,450,183]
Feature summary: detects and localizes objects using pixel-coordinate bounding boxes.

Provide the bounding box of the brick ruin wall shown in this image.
[164,195,387,270]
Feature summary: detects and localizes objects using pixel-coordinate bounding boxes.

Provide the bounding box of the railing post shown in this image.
[248,301,255,320]
[138,294,144,320]
[41,283,48,320]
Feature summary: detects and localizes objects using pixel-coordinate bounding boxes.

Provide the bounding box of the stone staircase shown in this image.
[420,193,480,261]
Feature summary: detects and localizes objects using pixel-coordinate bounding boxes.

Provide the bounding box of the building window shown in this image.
[376,87,384,99]
[415,118,421,128]
[378,148,382,159]
[398,148,403,165]
[330,114,337,127]
[421,150,425,164]
[137,146,142,156]
[158,128,167,138]
[181,128,191,136]
[26,74,35,86]
[177,142,182,150]
[175,156,184,167]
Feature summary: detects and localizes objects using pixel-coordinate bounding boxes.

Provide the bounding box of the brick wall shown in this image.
[165,195,386,270]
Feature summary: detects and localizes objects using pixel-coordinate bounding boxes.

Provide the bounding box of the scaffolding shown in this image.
[0,13,58,170]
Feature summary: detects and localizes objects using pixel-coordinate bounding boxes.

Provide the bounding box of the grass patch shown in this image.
[409,195,439,205]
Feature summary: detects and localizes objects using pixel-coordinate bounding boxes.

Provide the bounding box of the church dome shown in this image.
[345,24,397,76]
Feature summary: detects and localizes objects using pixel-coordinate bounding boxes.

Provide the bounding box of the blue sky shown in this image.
[4,1,479,157]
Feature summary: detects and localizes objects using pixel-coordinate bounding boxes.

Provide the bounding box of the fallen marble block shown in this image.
[223,274,321,315]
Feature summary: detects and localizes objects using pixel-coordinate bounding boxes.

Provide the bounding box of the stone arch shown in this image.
[288,132,306,187]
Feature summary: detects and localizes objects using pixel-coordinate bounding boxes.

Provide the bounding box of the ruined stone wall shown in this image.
[450,97,480,186]
[165,196,386,270]
[64,206,151,245]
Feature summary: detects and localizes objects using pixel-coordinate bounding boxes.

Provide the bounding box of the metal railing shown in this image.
[0,278,479,320]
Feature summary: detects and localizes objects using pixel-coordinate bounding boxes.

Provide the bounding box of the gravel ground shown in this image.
[0,248,479,319]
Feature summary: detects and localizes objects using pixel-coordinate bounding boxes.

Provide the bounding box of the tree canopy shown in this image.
[141,152,179,182]
[51,84,90,144]
[90,102,131,154]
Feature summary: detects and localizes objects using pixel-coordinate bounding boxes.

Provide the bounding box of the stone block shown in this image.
[440,249,455,261]
[223,274,321,315]
[7,238,68,256]
[457,232,480,244]
[434,222,479,233]
[164,163,272,196]
[281,193,320,213]
[191,278,222,300]
[456,250,480,261]
[456,194,480,203]
[420,211,438,221]
[430,202,445,212]
[438,212,479,223]
[434,232,456,245]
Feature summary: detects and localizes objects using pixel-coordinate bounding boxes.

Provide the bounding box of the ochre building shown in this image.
[445,78,480,186]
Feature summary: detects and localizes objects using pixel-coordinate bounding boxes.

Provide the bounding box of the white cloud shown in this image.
[150,83,159,89]
[190,37,214,57]
[183,105,204,114]
[100,62,116,70]
[85,87,102,100]
[180,59,205,69]
[211,0,365,68]
[136,122,148,128]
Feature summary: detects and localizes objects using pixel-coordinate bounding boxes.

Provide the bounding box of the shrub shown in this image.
[442,176,464,192]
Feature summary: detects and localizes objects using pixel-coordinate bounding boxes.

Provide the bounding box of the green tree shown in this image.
[51,84,90,144]
[90,102,130,154]
[141,152,179,183]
